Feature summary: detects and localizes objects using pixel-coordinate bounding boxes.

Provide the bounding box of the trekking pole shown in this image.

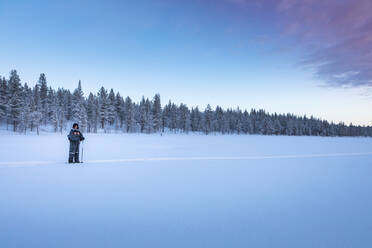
[81,141,84,163]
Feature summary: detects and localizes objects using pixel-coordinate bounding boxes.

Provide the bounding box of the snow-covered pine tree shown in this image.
[8,70,23,131]
[18,83,32,134]
[226,109,234,133]
[71,81,82,122]
[86,93,97,133]
[0,76,8,124]
[214,106,224,133]
[56,88,68,133]
[65,90,72,122]
[203,104,213,134]
[285,117,294,136]
[123,96,134,132]
[234,107,243,134]
[190,107,202,132]
[47,87,58,131]
[48,89,59,132]
[37,73,49,125]
[107,89,116,128]
[115,92,124,129]
[98,86,108,130]
[132,102,141,132]
[242,110,252,134]
[178,103,190,132]
[264,116,275,135]
[170,102,179,131]
[139,97,146,133]
[71,80,87,131]
[152,94,162,132]
[30,84,40,132]
[30,111,42,135]
[80,105,88,133]
[93,96,100,133]
[144,98,153,133]
[222,110,230,134]
[162,101,171,132]
[273,117,282,135]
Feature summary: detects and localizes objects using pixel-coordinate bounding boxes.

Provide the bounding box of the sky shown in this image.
[0,0,372,125]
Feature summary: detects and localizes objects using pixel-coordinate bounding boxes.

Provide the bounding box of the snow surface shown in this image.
[1,132,372,247]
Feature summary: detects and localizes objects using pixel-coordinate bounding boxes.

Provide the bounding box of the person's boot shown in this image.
[68,153,74,163]
[74,153,80,163]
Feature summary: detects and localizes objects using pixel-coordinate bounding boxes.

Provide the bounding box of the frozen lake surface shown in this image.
[1,133,372,247]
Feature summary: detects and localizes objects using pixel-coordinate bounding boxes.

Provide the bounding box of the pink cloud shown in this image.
[229,0,372,87]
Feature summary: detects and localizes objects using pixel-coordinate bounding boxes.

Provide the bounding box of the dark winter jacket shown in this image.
[67,128,85,143]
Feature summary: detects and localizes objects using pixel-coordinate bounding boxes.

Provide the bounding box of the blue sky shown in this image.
[1,0,371,125]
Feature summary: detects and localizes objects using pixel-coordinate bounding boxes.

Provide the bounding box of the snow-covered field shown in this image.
[1,132,372,248]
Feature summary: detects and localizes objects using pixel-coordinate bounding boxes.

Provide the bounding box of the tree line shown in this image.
[0,70,371,136]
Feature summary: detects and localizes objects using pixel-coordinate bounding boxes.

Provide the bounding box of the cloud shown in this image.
[228,0,372,87]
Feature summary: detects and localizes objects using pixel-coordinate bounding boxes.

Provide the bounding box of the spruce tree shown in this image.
[115,92,124,129]
[107,89,116,127]
[8,70,23,131]
[37,73,48,125]
[71,80,87,131]
[139,96,146,133]
[124,96,133,132]
[190,107,202,132]
[98,86,108,130]
[18,83,32,133]
[178,103,190,132]
[162,101,172,132]
[86,93,97,133]
[203,104,213,134]
[144,98,153,133]
[0,77,8,123]
[152,94,162,132]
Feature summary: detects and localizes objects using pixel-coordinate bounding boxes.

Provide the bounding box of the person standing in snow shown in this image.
[67,123,85,163]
